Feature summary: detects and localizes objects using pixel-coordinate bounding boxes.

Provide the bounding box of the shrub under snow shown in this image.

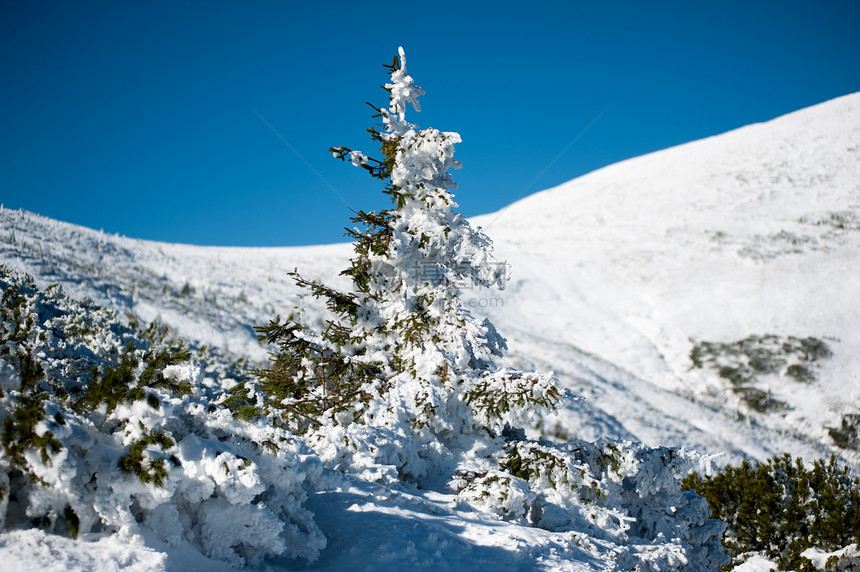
[0,266,328,566]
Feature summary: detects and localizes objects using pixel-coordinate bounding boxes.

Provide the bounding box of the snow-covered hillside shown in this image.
[0,213,352,363]
[1,91,859,570]
[472,91,860,468]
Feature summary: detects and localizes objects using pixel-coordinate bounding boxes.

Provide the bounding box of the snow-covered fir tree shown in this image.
[254,47,562,481]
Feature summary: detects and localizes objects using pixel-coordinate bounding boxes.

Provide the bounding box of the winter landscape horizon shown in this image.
[2,69,860,571]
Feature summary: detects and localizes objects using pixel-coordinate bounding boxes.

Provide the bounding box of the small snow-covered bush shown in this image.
[0,266,327,566]
[683,453,860,571]
[453,470,536,520]
[454,438,727,571]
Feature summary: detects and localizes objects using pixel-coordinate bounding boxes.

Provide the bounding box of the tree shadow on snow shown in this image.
[268,482,601,572]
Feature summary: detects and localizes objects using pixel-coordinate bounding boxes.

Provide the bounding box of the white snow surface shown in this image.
[471,91,860,467]
[2,91,859,570]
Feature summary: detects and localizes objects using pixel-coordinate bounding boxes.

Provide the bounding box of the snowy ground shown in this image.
[0,485,603,572]
[1,91,858,570]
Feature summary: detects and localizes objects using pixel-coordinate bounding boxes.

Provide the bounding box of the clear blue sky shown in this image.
[3,1,859,246]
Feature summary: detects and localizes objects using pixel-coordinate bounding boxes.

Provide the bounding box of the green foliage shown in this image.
[465,372,562,426]
[117,429,176,487]
[138,318,172,346]
[829,414,860,451]
[501,439,617,503]
[254,314,382,433]
[72,343,139,414]
[1,265,198,499]
[0,278,46,393]
[73,342,191,415]
[502,441,570,488]
[682,453,860,570]
[138,346,192,395]
[64,505,80,538]
[1,392,62,473]
[15,349,45,392]
[220,382,262,421]
[452,470,533,519]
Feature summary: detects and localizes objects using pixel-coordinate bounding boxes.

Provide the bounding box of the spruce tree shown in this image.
[254,47,561,480]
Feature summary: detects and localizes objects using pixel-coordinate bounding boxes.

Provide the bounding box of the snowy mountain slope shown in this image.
[0,210,352,363]
[470,91,860,468]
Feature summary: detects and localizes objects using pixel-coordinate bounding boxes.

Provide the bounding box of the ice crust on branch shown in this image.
[383,46,424,128]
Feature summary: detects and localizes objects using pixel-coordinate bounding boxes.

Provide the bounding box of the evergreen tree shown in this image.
[254,47,561,480]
